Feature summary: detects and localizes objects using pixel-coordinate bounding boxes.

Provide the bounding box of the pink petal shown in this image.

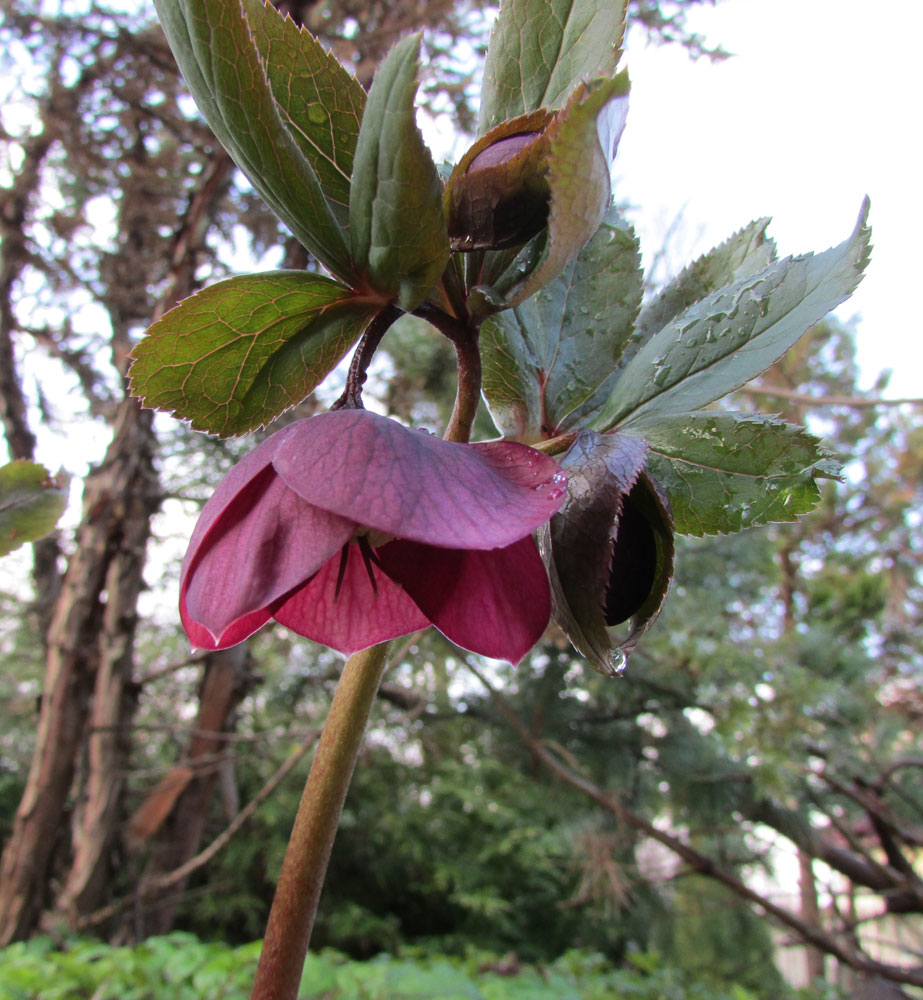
[377,536,551,664]
[271,410,566,550]
[182,464,354,646]
[273,542,430,655]
[181,604,274,652]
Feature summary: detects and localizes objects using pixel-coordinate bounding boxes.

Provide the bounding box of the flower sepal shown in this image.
[538,430,674,675]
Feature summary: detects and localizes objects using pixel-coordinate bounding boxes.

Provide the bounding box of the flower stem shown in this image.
[250,642,391,1000]
[412,302,482,444]
[445,332,482,443]
[332,305,403,409]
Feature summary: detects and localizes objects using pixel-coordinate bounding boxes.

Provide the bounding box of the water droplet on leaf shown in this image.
[307,104,328,124]
[606,649,628,677]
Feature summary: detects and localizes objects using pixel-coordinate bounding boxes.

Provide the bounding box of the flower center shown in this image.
[334,533,387,600]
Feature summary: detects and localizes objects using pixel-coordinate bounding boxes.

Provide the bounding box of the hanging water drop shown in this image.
[606,648,628,677]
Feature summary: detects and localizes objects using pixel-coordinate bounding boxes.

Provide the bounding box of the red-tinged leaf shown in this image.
[128,272,378,437]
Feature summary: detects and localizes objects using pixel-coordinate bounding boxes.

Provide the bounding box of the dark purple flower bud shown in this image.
[444,110,553,252]
[180,410,567,665]
[538,431,673,674]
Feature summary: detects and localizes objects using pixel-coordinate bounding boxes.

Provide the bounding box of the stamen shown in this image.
[357,536,379,595]
[334,543,350,601]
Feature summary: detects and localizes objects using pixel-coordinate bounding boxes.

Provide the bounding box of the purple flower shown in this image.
[181,410,567,664]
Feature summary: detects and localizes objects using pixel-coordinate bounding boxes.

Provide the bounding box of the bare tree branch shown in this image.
[464,657,923,989]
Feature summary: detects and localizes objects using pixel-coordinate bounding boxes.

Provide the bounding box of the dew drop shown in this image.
[307,104,328,124]
[605,649,628,677]
[552,472,567,486]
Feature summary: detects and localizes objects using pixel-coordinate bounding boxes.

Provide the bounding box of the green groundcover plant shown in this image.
[0,934,840,1000]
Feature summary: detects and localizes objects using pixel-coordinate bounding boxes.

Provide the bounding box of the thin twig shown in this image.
[740,385,923,408]
[75,726,321,930]
[464,656,923,990]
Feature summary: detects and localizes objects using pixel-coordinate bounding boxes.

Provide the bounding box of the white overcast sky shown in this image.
[614,0,922,398]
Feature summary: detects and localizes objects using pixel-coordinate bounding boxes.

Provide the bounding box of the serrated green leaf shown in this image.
[0,462,69,557]
[478,0,627,133]
[639,412,834,536]
[481,209,642,440]
[242,0,366,229]
[128,272,377,437]
[593,198,872,432]
[349,34,450,312]
[154,0,353,280]
[637,217,776,345]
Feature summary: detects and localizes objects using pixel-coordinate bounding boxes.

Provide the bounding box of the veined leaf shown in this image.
[639,412,836,536]
[479,0,627,133]
[128,272,378,437]
[0,462,69,557]
[593,199,872,432]
[243,0,366,228]
[349,34,450,312]
[637,217,776,346]
[154,0,352,280]
[481,210,642,441]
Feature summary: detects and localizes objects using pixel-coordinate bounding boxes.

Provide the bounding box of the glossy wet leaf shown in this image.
[636,217,776,346]
[0,461,69,557]
[640,412,837,535]
[593,198,872,431]
[153,0,352,280]
[478,0,627,133]
[349,34,450,311]
[481,209,642,441]
[242,0,365,228]
[129,272,377,436]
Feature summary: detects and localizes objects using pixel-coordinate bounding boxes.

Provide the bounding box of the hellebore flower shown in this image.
[181,410,567,664]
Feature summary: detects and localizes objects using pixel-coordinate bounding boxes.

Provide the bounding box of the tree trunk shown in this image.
[52,406,159,926]
[799,848,826,982]
[0,398,156,944]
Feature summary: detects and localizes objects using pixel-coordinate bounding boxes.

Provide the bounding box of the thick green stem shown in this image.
[251,642,391,1000]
